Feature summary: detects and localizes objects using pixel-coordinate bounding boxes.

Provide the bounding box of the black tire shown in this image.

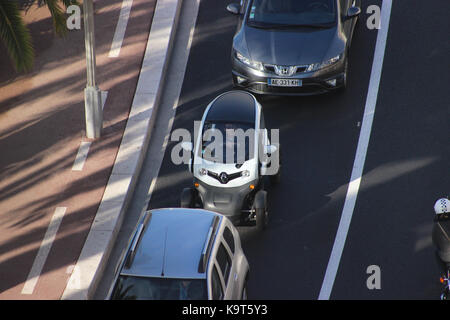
[256,207,266,231]
[180,187,195,208]
[254,191,268,232]
[339,57,349,92]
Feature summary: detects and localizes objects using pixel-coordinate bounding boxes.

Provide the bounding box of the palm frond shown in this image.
[0,0,34,72]
[40,0,68,36]
[22,0,80,36]
[60,0,80,7]
[0,0,81,72]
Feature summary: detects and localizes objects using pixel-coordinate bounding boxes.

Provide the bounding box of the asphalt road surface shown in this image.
[96,0,450,300]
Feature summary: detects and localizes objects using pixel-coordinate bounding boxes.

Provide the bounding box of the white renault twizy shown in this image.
[180,90,281,231]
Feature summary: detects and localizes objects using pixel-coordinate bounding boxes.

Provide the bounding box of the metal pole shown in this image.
[83,0,102,139]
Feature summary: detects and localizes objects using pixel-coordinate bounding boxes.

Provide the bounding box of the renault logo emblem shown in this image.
[219,172,229,184]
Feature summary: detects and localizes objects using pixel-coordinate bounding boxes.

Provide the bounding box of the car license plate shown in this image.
[268,79,302,87]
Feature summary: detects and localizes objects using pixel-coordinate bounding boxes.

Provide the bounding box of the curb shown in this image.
[61,0,183,300]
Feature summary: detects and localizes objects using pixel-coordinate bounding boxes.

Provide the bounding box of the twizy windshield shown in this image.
[201,121,255,164]
[111,275,207,300]
[247,0,337,28]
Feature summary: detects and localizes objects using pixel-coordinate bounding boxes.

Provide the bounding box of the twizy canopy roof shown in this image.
[206,91,256,125]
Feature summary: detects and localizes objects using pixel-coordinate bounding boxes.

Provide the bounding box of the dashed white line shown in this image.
[108,0,133,58]
[22,207,67,295]
[72,142,92,171]
[318,0,393,300]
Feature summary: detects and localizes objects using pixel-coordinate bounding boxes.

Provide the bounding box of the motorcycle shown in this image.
[432,197,450,300]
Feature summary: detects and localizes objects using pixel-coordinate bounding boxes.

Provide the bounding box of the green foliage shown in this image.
[0,0,79,72]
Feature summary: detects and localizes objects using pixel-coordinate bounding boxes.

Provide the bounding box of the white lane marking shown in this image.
[318,0,393,300]
[22,207,67,295]
[109,0,133,58]
[72,89,106,172]
[72,142,92,171]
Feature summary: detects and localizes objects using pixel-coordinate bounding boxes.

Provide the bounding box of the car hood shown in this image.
[240,25,342,66]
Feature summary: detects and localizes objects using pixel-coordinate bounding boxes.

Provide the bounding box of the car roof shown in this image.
[120,208,221,279]
[205,91,257,124]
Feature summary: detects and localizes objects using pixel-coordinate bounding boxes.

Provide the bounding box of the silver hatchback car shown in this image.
[107,208,250,300]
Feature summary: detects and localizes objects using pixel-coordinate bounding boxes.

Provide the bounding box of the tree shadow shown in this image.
[0,0,158,297]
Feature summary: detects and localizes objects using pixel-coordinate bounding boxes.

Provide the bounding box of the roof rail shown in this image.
[124,211,152,269]
[198,215,220,273]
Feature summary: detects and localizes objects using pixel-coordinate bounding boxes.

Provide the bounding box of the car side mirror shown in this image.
[226,3,241,15]
[345,6,361,20]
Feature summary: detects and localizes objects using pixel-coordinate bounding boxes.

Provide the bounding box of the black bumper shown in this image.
[195,179,259,224]
[231,58,345,96]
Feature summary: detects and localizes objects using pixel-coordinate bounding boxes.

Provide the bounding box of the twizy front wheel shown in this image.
[254,190,268,232]
[180,187,196,208]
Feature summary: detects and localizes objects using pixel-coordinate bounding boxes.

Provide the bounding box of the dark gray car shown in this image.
[228,0,361,95]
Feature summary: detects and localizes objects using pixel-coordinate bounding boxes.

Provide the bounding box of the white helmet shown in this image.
[434,198,450,215]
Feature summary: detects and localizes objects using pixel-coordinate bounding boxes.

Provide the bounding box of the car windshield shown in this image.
[200,121,255,165]
[246,0,337,28]
[110,275,208,300]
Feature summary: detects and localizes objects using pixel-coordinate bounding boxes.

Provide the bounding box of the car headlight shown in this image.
[199,168,207,176]
[235,51,264,71]
[306,54,343,72]
[241,170,250,177]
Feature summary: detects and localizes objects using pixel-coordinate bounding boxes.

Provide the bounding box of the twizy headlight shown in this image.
[235,51,264,71]
[306,53,343,72]
[199,168,207,176]
[241,170,250,177]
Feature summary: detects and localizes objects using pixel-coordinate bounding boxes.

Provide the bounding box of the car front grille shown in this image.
[263,64,309,75]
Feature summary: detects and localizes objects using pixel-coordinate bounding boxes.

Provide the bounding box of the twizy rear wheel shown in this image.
[180,187,196,208]
[254,190,268,232]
